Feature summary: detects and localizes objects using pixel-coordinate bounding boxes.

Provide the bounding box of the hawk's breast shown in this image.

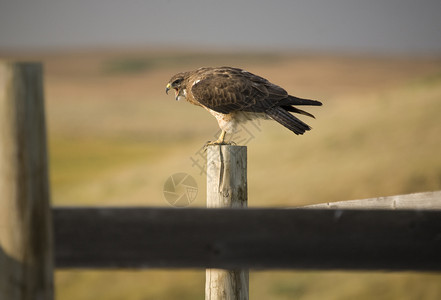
[204,107,268,133]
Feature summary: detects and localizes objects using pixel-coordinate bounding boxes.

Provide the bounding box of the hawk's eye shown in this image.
[172,78,183,86]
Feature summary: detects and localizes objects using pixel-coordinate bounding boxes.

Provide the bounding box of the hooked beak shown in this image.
[166,83,181,101]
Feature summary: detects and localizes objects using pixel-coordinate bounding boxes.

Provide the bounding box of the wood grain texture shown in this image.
[206,145,247,208]
[0,62,53,300]
[206,145,248,300]
[304,191,441,210]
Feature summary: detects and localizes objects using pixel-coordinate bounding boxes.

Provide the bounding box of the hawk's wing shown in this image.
[191,68,288,114]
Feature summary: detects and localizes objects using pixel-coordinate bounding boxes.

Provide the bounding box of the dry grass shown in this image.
[3,49,441,299]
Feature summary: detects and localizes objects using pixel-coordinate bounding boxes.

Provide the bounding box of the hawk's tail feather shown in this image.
[266,107,311,135]
[282,95,322,107]
[282,106,316,119]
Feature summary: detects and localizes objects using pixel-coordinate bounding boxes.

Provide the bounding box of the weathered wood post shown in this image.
[0,62,54,299]
[206,145,248,300]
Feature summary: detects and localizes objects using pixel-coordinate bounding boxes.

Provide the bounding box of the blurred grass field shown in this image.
[5,50,441,299]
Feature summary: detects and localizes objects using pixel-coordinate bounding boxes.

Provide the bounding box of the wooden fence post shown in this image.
[206,145,248,300]
[0,62,54,299]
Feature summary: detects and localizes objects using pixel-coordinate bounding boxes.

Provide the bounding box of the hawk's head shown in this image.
[166,73,187,101]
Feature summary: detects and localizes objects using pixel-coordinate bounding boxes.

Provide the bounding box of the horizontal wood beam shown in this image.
[53,207,441,271]
[305,191,441,210]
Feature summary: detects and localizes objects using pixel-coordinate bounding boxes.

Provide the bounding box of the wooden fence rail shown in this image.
[305,190,441,210]
[53,207,441,271]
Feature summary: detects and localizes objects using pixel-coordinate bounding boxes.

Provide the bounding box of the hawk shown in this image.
[166,67,322,145]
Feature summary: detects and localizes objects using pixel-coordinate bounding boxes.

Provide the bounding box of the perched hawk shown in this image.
[166,67,322,145]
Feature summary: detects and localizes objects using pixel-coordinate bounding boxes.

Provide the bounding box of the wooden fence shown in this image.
[53,204,441,271]
[1,62,441,300]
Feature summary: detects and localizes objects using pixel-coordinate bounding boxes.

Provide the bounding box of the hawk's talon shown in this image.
[203,140,236,151]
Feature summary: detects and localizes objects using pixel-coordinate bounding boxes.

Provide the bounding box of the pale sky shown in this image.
[1,0,441,54]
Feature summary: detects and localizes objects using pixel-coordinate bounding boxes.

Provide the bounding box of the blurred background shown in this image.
[1,0,441,299]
